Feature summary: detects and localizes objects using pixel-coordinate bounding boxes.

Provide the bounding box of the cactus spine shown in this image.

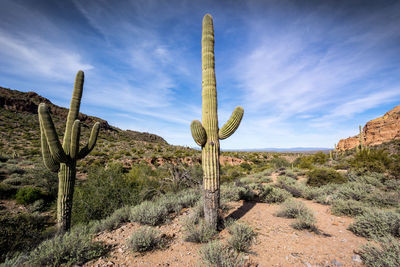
[191,14,244,229]
[39,71,100,233]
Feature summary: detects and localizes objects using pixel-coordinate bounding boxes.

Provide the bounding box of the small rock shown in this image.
[118,248,123,253]
[352,254,362,263]
[304,262,312,267]
[331,259,343,266]
[243,255,250,260]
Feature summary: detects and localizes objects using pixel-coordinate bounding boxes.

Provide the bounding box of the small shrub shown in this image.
[269,157,290,168]
[331,199,369,217]
[291,212,317,232]
[276,199,311,219]
[276,176,304,198]
[260,186,291,203]
[199,241,243,267]
[360,237,400,267]
[15,187,44,205]
[127,226,161,252]
[307,167,347,187]
[227,223,257,252]
[90,206,132,233]
[221,183,244,202]
[183,218,216,243]
[349,149,391,173]
[130,201,168,226]
[349,210,400,239]
[25,225,105,267]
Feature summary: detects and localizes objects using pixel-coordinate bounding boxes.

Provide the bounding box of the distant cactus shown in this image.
[190,14,244,229]
[39,70,100,233]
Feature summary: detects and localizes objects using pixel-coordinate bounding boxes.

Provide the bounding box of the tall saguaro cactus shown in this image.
[191,14,244,229]
[39,70,100,233]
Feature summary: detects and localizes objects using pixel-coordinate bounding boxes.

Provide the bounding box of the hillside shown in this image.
[337,105,400,151]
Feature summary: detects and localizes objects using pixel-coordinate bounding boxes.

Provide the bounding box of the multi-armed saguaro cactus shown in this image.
[39,70,100,233]
[191,14,244,229]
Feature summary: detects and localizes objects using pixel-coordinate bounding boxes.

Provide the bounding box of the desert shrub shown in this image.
[130,201,168,226]
[227,223,257,252]
[183,218,216,243]
[347,171,385,187]
[72,163,140,224]
[259,186,291,203]
[279,169,297,179]
[199,241,243,267]
[365,190,400,208]
[307,167,347,187]
[276,199,312,219]
[335,182,374,201]
[269,156,290,168]
[312,151,329,164]
[349,149,391,173]
[291,212,317,232]
[90,206,132,233]
[0,213,50,262]
[221,183,244,202]
[275,176,304,197]
[127,226,161,252]
[349,210,400,239]
[331,199,370,217]
[0,183,17,199]
[360,237,400,267]
[15,187,44,205]
[25,225,105,267]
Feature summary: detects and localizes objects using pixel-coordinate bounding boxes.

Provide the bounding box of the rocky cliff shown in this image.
[337,105,400,150]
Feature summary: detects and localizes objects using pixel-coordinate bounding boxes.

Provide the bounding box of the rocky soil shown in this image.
[85,198,367,267]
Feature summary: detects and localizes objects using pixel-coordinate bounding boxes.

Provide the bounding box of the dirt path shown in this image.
[85,198,367,267]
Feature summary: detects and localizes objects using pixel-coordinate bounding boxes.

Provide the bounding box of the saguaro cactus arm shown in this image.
[70,120,81,159]
[191,120,207,146]
[63,71,84,151]
[219,106,244,140]
[77,122,100,159]
[38,103,69,164]
[39,119,60,172]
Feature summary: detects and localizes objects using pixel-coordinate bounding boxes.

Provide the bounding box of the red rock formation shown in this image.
[337,105,400,150]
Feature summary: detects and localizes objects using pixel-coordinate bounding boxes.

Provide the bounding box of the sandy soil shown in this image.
[85,197,367,267]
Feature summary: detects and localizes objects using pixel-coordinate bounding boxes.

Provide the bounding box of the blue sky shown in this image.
[1,0,400,149]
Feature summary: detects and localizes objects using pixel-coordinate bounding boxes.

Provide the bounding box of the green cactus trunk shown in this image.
[39,71,100,234]
[57,163,76,232]
[191,14,244,229]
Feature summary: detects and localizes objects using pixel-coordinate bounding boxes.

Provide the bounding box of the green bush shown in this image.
[199,241,243,267]
[349,210,400,239]
[259,186,291,203]
[24,225,105,267]
[275,176,304,198]
[269,156,290,168]
[0,213,50,262]
[360,237,400,267]
[349,149,391,173]
[312,151,328,164]
[72,163,140,225]
[227,223,256,252]
[276,199,312,219]
[127,227,162,252]
[307,167,347,187]
[129,201,168,226]
[331,199,369,217]
[183,218,217,243]
[291,212,317,232]
[15,187,44,205]
[90,206,132,233]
